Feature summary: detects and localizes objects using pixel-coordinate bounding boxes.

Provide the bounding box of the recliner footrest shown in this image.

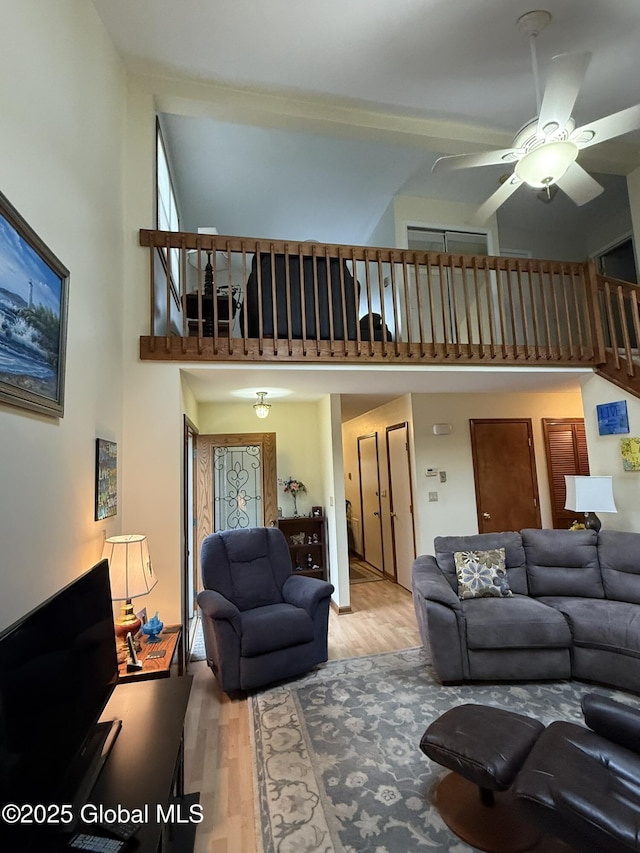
[420,704,545,791]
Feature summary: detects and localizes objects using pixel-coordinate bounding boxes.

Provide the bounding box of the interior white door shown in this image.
[358,433,384,571]
[387,424,416,591]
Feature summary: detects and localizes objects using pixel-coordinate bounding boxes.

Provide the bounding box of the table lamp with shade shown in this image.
[102,534,157,655]
[564,475,617,532]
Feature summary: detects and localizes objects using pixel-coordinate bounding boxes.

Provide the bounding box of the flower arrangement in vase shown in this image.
[279,476,306,517]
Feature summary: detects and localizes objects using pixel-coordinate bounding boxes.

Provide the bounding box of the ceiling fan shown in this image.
[432,10,640,224]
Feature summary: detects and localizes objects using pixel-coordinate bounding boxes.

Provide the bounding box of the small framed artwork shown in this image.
[621,437,640,471]
[136,607,148,628]
[0,190,69,417]
[597,400,629,435]
[312,505,324,517]
[95,438,117,520]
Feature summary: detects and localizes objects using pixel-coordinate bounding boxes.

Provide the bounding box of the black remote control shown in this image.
[99,817,143,840]
[68,833,125,852]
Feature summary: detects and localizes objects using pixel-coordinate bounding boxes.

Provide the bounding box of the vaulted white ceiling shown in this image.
[93,0,639,245]
[94,0,640,133]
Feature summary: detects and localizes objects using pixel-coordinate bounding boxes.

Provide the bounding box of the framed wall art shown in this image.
[0,190,69,417]
[597,400,629,435]
[621,437,640,472]
[95,438,117,520]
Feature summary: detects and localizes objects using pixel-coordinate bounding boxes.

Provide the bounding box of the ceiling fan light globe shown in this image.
[514,140,578,188]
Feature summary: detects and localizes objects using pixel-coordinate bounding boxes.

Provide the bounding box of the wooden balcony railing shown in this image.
[595,273,640,395]
[139,229,607,369]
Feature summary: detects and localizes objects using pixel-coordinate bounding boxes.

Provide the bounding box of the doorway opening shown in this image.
[594,236,637,283]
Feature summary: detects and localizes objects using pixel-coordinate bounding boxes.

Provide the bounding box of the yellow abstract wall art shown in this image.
[621,437,640,472]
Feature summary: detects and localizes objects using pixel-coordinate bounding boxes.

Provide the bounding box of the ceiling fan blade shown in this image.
[537,52,591,134]
[469,176,522,225]
[432,149,521,172]
[572,104,640,147]
[555,162,604,206]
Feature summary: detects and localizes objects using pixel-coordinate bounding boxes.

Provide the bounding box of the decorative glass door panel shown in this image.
[195,433,278,578]
[213,444,263,530]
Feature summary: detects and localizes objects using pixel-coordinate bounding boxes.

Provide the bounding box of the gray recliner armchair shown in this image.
[197,527,334,694]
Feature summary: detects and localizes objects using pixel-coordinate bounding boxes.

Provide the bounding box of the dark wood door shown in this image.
[470,419,541,533]
[543,418,590,528]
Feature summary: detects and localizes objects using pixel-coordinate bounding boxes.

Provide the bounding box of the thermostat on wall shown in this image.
[433,423,453,435]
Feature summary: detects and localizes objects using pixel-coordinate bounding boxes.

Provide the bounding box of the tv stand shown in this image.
[66,718,123,827]
[88,676,196,853]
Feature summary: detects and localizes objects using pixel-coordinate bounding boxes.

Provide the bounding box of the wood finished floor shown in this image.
[183,579,420,853]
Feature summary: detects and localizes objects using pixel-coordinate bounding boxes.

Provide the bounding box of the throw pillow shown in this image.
[454,548,513,600]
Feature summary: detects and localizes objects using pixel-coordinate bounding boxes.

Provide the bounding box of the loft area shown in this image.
[139,229,640,398]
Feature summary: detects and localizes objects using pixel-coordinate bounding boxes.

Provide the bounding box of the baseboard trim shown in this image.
[331,599,352,614]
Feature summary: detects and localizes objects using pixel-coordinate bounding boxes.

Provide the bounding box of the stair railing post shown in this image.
[586,259,606,365]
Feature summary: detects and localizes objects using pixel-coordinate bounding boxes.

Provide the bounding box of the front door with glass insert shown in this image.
[195,432,278,582]
[213,443,263,530]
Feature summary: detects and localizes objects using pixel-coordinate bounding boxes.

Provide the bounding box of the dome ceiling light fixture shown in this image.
[432,9,640,224]
[253,391,271,419]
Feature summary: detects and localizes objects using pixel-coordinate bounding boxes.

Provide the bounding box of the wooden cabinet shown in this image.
[278,516,328,580]
[94,677,197,853]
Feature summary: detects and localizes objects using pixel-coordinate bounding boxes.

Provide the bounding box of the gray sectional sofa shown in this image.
[412,528,640,692]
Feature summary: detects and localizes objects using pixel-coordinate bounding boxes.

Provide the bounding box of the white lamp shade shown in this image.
[564,476,617,513]
[102,534,157,601]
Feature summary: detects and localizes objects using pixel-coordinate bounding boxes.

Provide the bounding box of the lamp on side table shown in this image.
[103,534,157,660]
[564,475,617,532]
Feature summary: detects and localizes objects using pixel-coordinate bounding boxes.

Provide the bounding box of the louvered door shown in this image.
[542,419,590,529]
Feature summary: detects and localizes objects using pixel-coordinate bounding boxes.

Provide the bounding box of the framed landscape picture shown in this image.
[0,190,69,417]
[95,438,117,521]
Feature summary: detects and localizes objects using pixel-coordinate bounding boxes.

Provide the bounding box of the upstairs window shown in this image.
[155,120,182,326]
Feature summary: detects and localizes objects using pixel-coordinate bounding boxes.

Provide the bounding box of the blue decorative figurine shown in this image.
[142,611,164,642]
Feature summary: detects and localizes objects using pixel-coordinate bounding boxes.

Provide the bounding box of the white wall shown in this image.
[585,205,634,259]
[410,390,585,555]
[115,77,183,624]
[496,221,587,261]
[367,200,396,248]
[197,399,324,519]
[319,395,350,608]
[627,165,640,274]
[0,0,125,629]
[580,374,640,532]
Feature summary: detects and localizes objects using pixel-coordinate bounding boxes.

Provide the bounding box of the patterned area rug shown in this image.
[249,647,632,853]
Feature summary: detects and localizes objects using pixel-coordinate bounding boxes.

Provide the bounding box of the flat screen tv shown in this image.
[0,559,119,847]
